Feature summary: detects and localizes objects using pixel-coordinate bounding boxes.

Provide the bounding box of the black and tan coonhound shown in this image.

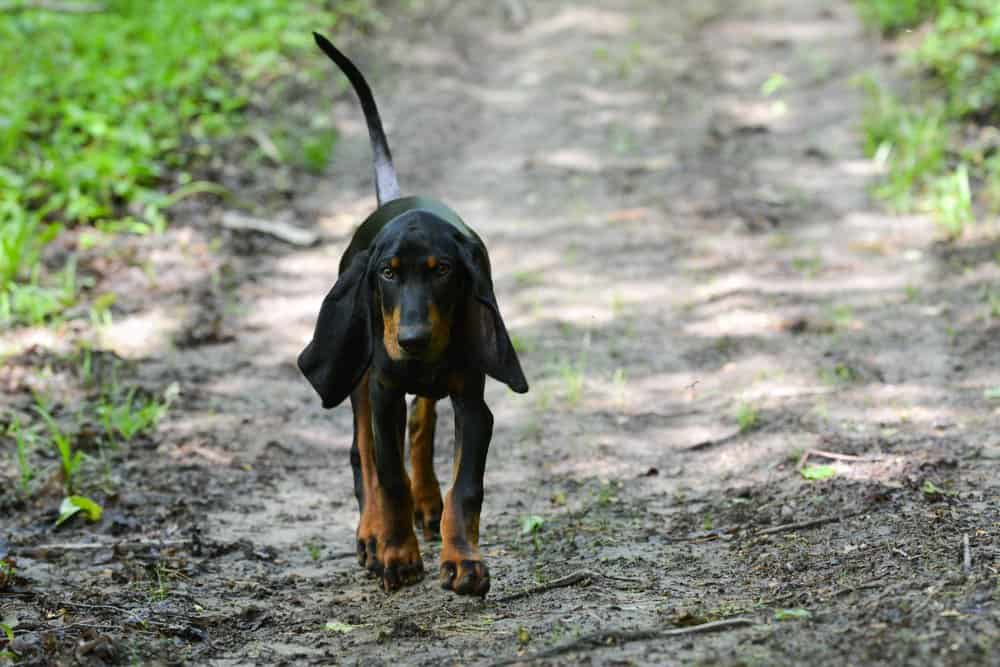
[299,33,528,597]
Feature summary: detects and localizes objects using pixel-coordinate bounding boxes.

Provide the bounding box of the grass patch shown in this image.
[0,0,377,325]
[736,402,761,433]
[856,1,1000,237]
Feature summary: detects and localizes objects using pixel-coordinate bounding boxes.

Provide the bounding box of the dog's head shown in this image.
[299,199,528,408]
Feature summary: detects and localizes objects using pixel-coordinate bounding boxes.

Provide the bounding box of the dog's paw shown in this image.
[356,533,424,591]
[357,511,425,591]
[412,487,443,542]
[440,557,490,597]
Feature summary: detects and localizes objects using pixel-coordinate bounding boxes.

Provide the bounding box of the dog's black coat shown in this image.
[297,33,527,596]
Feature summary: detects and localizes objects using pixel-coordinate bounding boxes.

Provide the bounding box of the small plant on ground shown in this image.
[520,515,545,552]
[7,419,36,496]
[97,383,175,443]
[736,402,761,433]
[856,1,1000,236]
[34,404,84,494]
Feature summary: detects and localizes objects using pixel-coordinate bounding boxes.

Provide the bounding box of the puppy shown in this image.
[299,33,528,597]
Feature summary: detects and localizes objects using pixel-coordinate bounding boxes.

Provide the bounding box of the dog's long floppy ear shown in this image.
[458,240,529,394]
[298,250,373,408]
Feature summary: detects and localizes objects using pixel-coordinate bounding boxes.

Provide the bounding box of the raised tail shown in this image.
[313,32,401,206]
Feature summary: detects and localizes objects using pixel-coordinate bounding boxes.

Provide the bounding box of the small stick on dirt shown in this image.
[487,617,754,666]
[797,449,884,469]
[493,570,599,603]
[754,511,860,537]
[962,533,972,574]
[16,539,192,558]
[221,211,320,247]
[828,580,884,599]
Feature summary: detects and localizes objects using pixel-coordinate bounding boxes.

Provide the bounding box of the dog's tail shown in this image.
[313,32,401,206]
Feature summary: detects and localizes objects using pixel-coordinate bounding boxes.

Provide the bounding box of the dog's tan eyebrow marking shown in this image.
[389,257,401,269]
[426,256,438,270]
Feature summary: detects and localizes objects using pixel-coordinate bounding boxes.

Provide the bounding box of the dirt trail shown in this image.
[3,0,998,665]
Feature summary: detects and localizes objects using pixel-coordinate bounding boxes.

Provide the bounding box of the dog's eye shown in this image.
[381,267,396,280]
[436,262,451,277]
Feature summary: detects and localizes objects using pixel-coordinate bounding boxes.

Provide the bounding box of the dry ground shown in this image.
[2,0,998,665]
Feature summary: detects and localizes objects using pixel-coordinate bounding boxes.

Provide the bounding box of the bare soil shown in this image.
[2,0,998,665]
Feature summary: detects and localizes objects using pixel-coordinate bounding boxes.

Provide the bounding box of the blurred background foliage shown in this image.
[1,0,998,328]
[856,0,1000,236]
[0,0,377,325]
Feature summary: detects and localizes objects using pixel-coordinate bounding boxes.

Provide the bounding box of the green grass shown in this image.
[0,0,377,325]
[857,1,1000,237]
[855,0,944,33]
[736,402,761,433]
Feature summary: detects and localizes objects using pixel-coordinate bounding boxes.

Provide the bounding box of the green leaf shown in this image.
[774,608,811,621]
[800,465,836,481]
[324,621,355,634]
[984,387,1000,400]
[921,480,952,499]
[0,622,13,641]
[55,495,103,527]
[520,515,545,535]
[761,73,789,97]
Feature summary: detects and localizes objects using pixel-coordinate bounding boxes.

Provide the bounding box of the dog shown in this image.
[299,33,528,597]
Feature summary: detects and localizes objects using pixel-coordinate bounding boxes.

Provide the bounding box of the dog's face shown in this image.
[297,200,528,408]
[371,219,464,363]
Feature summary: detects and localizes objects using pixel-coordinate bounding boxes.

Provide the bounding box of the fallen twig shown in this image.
[487,617,753,666]
[221,211,320,247]
[754,511,860,537]
[494,570,639,603]
[828,580,884,598]
[797,449,884,469]
[15,539,192,558]
[962,533,972,575]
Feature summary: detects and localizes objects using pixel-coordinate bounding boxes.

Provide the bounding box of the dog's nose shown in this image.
[398,324,432,352]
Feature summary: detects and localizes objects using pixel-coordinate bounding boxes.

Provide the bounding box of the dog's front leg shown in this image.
[367,375,424,591]
[440,372,493,597]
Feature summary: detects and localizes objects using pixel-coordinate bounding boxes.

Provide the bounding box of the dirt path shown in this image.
[3,0,998,665]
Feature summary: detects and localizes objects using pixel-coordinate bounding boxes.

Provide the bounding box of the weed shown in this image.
[792,256,823,277]
[34,404,83,494]
[306,542,323,562]
[558,358,586,407]
[819,363,860,385]
[96,386,171,442]
[612,367,628,407]
[928,164,974,237]
[55,495,103,527]
[1,1,377,324]
[774,608,812,621]
[151,563,170,602]
[856,3,1000,237]
[855,0,941,33]
[520,515,545,552]
[800,465,836,481]
[761,73,789,97]
[736,403,761,433]
[596,481,618,507]
[8,419,36,496]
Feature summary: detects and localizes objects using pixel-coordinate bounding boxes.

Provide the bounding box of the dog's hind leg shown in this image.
[408,396,443,541]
